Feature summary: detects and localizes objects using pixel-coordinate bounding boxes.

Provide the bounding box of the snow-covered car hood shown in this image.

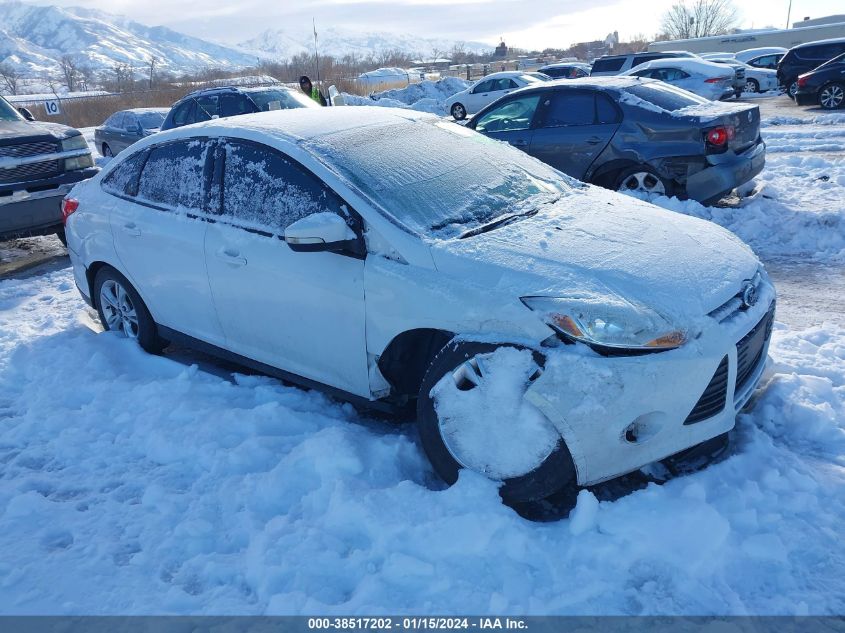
[429,187,760,323]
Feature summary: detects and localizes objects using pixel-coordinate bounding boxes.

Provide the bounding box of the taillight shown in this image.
[61,197,79,225]
[797,74,810,88]
[704,77,726,83]
[705,126,735,147]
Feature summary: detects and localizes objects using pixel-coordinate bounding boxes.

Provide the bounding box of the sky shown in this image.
[23,0,845,48]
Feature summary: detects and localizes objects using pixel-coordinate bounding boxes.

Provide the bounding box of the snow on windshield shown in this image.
[137,111,166,130]
[304,119,572,239]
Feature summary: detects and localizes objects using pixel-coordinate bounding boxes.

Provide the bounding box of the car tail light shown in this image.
[705,126,735,147]
[61,197,79,225]
[797,74,810,88]
[704,77,726,83]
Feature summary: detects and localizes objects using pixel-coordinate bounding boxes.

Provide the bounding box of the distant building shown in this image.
[494,41,508,58]
[793,15,845,28]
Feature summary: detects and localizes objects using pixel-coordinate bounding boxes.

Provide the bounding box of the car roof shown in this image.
[626,58,729,73]
[509,75,650,91]
[475,71,531,80]
[120,107,170,114]
[792,37,845,49]
[178,84,287,102]
[539,62,590,69]
[151,106,436,147]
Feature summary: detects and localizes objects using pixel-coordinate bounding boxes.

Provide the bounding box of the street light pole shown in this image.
[786,0,793,28]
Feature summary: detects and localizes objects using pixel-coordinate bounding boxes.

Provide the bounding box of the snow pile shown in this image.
[0,267,843,614]
[342,77,470,116]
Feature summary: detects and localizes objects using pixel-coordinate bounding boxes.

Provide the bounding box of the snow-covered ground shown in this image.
[0,94,843,615]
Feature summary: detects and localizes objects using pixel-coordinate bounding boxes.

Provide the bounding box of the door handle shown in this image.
[122,223,140,237]
[215,247,247,267]
[586,136,603,145]
[510,139,528,147]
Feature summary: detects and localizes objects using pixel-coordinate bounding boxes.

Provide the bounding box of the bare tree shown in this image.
[0,62,20,95]
[660,0,739,39]
[58,54,82,92]
[148,55,159,89]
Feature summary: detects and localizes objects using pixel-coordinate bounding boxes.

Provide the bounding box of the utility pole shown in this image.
[313,18,321,91]
[786,0,793,28]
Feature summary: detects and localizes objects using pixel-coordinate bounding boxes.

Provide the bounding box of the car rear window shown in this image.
[622,82,707,111]
[796,42,845,61]
[591,57,626,73]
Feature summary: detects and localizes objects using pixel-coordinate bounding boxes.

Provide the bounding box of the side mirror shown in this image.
[17,107,35,121]
[285,212,357,253]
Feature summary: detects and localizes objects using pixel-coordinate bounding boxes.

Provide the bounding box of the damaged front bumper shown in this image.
[524,279,776,486]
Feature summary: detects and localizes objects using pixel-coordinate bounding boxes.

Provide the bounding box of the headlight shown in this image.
[64,154,94,171]
[61,135,88,152]
[521,295,686,352]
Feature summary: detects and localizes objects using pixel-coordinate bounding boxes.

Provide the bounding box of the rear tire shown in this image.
[744,78,759,93]
[614,165,673,197]
[416,340,577,504]
[819,82,845,110]
[55,227,67,247]
[787,80,798,99]
[102,143,113,158]
[450,103,467,121]
[93,266,167,354]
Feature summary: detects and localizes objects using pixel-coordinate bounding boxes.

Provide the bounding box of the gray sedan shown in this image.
[94,108,168,157]
[466,77,765,204]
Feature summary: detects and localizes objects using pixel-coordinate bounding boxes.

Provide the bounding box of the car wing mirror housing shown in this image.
[285,212,358,254]
[17,107,35,121]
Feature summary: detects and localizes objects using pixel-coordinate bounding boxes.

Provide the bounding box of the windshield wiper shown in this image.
[458,208,540,239]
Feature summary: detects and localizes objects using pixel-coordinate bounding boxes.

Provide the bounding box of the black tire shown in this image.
[102,143,113,158]
[416,340,577,504]
[819,82,845,110]
[55,227,67,247]
[93,266,167,354]
[787,80,798,99]
[614,165,674,198]
[450,103,467,121]
[660,432,730,476]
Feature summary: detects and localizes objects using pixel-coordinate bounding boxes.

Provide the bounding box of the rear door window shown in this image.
[596,93,622,124]
[220,139,346,233]
[101,150,148,197]
[541,91,595,127]
[137,140,210,210]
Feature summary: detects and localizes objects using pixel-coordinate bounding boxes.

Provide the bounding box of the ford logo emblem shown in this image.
[741,282,758,309]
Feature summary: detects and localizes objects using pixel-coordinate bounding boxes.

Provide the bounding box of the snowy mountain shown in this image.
[241,27,493,61]
[0,1,257,76]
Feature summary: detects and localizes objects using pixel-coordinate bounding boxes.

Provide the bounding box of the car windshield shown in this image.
[303,119,571,240]
[0,97,23,122]
[623,82,709,111]
[246,89,317,111]
[518,74,544,84]
[137,111,166,129]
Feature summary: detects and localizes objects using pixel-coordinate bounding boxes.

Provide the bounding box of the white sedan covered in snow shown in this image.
[623,58,736,100]
[444,71,545,120]
[62,107,775,505]
[707,57,779,93]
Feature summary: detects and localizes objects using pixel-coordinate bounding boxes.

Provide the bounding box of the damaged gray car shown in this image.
[466,76,765,204]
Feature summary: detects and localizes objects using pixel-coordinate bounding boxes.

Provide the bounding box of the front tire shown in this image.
[416,341,577,504]
[787,80,798,99]
[102,143,113,158]
[450,103,467,120]
[744,78,759,93]
[819,83,845,110]
[94,266,166,353]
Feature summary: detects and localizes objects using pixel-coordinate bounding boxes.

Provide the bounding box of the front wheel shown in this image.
[450,103,467,120]
[787,80,798,99]
[819,83,845,110]
[416,341,577,504]
[614,166,672,197]
[102,143,113,158]
[744,78,759,93]
[94,266,166,353]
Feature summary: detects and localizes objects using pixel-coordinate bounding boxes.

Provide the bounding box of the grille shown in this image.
[709,271,764,323]
[735,305,775,396]
[684,356,729,425]
[0,141,62,184]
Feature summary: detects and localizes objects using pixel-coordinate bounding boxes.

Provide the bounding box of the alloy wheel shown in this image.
[744,79,758,93]
[618,171,667,195]
[99,279,139,339]
[820,84,844,110]
[451,103,466,120]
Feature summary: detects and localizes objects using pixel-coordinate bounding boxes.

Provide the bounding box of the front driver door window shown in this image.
[473,93,542,152]
[204,139,369,396]
[529,90,621,180]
